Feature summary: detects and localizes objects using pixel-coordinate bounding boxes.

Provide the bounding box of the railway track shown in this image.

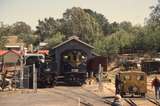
[80,101,94,106]
[103,97,138,106]
[41,87,108,106]
[123,95,160,106]
[55,87,106,105]
[42,88,95,106]
[40,82,160,106]
[146,95,160,106]
[124,98,137,106]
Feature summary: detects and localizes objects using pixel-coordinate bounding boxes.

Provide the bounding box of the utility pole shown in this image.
[20,45,24,89]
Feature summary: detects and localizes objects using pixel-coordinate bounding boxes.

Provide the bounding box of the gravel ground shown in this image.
[0,74,159,106]
[0,85,110,106]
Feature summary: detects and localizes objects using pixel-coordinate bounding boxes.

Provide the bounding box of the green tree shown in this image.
[0,23,9,49]
[93,37,107,55]
[112,30,134,49]
[143,29,160,52]
[119,21,132,32]
[18,33,37,46]
[11,21,32,35]
[45,32,65,48]
[10,21,36,46]
[145,0,160,52]
[93,35,119,56]
[0,35,7,49]
[147,0,160,31]
[84,9,110,35]
[61,7,103,44]
[107,22,120,35]
[36,17,59,41]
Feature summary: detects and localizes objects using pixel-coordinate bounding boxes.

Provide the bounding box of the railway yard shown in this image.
[0,33,160,106]
[2,0,160,105]
[0,72,160,106]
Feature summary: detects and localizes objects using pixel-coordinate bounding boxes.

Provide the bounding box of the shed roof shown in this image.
[0,50,7,56]
[35,50,49,55]
[52,36,94,50]
[120,71,145,74]
[0,50,21,56]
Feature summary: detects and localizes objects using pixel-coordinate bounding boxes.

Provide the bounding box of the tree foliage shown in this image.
[0,22,36,48]
[11,21,32,35]
[84,9,110,35]
[0,24,9,49]
[45,32,65,48]
[1,3,160,55]
[36,18,59,41]
[34,5,160,54]
[0,34,7,49]
[144,0,160,52]
[61,7,103,43]
[147,0,160,31]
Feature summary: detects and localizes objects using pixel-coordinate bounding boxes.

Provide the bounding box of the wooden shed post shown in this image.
[98,64,103,92]
[20,45,24,89]
[33,64,37,93]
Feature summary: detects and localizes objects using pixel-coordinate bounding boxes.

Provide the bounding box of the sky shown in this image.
[0,0,157,29]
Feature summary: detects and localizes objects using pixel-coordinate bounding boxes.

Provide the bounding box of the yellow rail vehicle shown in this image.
[119,71,147,97]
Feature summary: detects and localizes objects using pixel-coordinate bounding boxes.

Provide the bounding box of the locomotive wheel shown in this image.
[141,93,145,97]
[51,81,57,87]
[78,82,83,86]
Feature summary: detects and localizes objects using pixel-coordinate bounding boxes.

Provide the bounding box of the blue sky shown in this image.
[0,0,157,29]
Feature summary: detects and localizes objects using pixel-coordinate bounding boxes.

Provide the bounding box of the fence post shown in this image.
[20,67,24,89]
[33,64,37,93]
[98,64,103,92]
[78,97,80,106]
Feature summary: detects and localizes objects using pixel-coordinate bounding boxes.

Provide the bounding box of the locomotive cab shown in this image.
[118,71,147,97]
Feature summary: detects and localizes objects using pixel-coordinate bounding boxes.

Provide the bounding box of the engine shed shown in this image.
[49,36,95,74]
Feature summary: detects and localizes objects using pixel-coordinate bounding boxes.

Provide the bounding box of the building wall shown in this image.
[3,52,20,63]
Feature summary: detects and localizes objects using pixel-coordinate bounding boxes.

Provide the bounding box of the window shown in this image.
[137,75,144,81]
[124,75,131,80]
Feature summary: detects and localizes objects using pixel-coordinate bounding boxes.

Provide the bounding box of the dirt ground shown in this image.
[0,74,160,106]
[0,86,109,106]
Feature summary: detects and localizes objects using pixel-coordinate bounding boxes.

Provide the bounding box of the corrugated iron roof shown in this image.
[0,50,21,56]
[52,36,94,50]
[0,50,7,56]
[35,50,49,55]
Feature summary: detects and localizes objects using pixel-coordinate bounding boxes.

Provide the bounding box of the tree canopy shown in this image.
[1,1,160,55]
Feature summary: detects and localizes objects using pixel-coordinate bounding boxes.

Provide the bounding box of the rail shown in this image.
[124,98,137,106]
[80,101,94,106]
[146,95,160,106]
[41,88,97,106]
[103,99,112,105]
